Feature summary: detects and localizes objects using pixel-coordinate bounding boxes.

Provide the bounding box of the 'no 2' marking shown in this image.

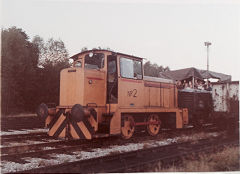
[127,89,137,97]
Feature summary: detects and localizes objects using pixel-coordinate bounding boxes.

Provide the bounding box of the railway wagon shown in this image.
[178,81,239,132]
[178,89,212,127]
[37,50,188,139]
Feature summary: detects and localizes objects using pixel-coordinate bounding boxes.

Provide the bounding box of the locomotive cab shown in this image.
[37,49,188,140]
[60,52,107,107]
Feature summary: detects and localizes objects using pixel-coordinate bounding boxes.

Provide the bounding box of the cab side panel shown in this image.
[118,79,145,107]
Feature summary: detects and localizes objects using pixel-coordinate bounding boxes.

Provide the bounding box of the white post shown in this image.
[192,76,195,89]
[204,41,212,88]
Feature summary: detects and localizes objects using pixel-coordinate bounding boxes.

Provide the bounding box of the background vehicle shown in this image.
[178,89,212,127]
[160,68,239,132]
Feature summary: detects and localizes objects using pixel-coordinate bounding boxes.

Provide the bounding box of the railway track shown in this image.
[15,137,239,173]
[0,124,222,159]
[0,124,231,173]
[1,115,45,131]
[1,132,49,142]
[1,137,113,162]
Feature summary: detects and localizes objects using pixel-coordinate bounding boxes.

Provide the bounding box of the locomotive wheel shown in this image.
[121,115,135,139]
[146,114,161,136]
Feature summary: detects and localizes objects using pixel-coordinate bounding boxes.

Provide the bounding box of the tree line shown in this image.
[1,27,69,115]
[1,26,169,115]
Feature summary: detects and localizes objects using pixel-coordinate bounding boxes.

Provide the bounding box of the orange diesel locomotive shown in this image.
[37,50,188,139]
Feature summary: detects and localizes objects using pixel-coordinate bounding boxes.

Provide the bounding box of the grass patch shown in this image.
[153,146,240,172]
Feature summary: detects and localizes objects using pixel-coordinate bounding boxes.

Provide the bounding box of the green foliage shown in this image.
[32,36,68,66]
[144,61,170,77]
[1,27,70,115]
[1,27,39,114]
[32,36,70,108]
[36,61,70,105]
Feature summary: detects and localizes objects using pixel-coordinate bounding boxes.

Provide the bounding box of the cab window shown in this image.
[120,57,142,79]
[74,60,82,67]
[84,53,104,69]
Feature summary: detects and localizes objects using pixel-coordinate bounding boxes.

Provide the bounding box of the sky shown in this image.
[1,0,240,80]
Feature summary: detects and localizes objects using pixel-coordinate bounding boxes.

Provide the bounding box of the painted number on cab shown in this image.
[127,89,137,97]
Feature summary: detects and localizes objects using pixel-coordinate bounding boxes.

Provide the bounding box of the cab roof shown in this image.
[70,49,145,61]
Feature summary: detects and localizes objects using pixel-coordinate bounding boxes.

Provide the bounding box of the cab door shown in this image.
[118,57,144,107]
[106,55,118,104]
[83,52,106,106]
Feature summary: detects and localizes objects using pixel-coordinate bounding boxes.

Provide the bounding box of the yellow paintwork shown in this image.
[83,69,106,106]
[60,68,84,106]
[50,50,188,138]
[48,114,66,138]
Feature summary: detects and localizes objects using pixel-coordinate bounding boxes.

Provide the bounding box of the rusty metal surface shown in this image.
[212,81,239,113]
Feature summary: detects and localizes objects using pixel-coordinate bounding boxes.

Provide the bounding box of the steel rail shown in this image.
[1,138,86,155]
[1,138,108,162]
[0,124,222,161]
[1,132,49,142]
